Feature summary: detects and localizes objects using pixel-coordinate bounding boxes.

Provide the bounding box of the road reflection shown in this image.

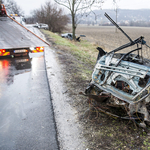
[0,56,32,86]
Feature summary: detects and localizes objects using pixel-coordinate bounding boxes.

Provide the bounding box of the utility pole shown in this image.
[113,0,119,33]
[115,8,118,33]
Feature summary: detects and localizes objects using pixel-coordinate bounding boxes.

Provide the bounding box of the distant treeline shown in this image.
[79,9,150,27]
[85,21,150,27]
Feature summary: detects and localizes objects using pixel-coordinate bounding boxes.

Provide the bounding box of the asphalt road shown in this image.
[0,53,59,150]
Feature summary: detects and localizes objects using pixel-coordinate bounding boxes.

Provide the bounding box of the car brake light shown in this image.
[36,47,39,50]
[36,47,44,51]
[0,49,6,53]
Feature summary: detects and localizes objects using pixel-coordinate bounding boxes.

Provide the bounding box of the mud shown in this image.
[43,30,150,150]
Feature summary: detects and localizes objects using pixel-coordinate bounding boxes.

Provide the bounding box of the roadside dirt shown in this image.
[43,28,150,150]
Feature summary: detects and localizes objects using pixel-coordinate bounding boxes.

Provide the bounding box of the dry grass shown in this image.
[74,25,150,58]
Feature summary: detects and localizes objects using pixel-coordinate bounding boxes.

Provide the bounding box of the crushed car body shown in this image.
[83,13,150,127]
[61,33,86,42]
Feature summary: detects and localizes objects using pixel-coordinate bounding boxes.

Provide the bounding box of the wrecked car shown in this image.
[61,33,86,42]
[61,33,73,39]
[83,13,150,127]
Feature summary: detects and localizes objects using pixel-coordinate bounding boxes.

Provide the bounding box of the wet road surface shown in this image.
[0,53,59,150]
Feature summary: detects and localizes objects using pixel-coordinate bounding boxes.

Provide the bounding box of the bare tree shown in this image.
[0,0,6,16]
[0,0,2,10]
[31,1,70,33]
[4,0,24,15]
[54,0,104,40]
[0,0,2,15]
[0,0,4,5]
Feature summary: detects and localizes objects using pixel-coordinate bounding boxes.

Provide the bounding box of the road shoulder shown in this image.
[44,45,87,149]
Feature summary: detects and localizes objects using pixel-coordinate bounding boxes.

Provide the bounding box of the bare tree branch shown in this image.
[54,0,71,10]
[54,0,105,40]
[4,0,24,15]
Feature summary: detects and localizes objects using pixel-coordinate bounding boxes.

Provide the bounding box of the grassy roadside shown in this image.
[41,29,98,62]
[41,29,98,77]
[41,29,150,150]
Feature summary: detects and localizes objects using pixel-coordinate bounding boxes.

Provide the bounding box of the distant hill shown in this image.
[79,9,150,26]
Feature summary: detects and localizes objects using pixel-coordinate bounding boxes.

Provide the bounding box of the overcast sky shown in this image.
[13,0,150,16]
